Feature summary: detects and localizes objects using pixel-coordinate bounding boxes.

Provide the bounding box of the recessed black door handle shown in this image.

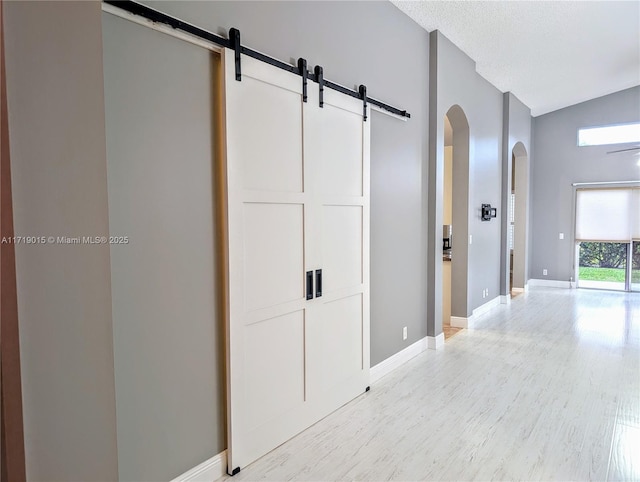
[306,271,314,300]
[315,269,322,298]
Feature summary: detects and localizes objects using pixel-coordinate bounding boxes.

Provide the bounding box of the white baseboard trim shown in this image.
[171,451,227,482]
[427,333,445,350]
[528,279,571,289]
[450,316,470,328]
[473,296,500,318]
[500,295,511,305]
[450,296,501,329]
[370,336,428,383]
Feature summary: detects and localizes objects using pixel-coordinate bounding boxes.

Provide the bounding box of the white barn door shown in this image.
[223,50,370,472]
[304,85,371,416]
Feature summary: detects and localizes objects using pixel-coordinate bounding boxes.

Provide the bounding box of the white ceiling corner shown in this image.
[391,0,640,116]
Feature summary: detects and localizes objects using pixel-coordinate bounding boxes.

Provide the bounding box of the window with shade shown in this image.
[575,187,640,291]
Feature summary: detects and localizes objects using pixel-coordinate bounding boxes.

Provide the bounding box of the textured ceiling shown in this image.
[391,1,640,116]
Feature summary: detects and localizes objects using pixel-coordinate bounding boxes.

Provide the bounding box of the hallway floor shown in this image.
[443,323,463,340]
[226,288,640,481]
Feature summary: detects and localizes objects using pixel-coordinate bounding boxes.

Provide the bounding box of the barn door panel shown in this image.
[223,50,370,472]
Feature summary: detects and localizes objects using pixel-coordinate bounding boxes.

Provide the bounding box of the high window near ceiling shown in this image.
[577,122,640,147]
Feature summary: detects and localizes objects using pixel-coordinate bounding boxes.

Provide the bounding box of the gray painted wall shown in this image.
[428,31,505,332]
[531,86,640,282]
[102,14,224,480]
[3,2,119,480]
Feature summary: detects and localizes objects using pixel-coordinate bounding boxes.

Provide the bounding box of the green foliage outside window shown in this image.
[579,242,627,269]
[578,242,640,283]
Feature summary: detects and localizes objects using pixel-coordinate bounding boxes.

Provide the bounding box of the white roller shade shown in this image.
[575,188,636,242]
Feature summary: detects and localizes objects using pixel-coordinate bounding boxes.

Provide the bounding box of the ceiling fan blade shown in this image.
[606,146,640,154]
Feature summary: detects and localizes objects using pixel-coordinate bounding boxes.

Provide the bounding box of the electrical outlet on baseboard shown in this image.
[402,326,407,340]
[543,269,548,276]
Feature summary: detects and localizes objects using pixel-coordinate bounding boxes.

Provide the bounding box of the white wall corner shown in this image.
[171,451,227,482]
[370,336,428,384]
[450,316,472,329]
[427,333,445,350]
[500,294,511,305]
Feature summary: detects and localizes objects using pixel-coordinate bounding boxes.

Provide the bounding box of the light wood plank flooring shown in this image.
[443,323,463,340]
[226,288,640,481]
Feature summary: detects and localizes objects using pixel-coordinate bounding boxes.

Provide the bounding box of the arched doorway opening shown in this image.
[444,105,470,331]
[510,142,528,295]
